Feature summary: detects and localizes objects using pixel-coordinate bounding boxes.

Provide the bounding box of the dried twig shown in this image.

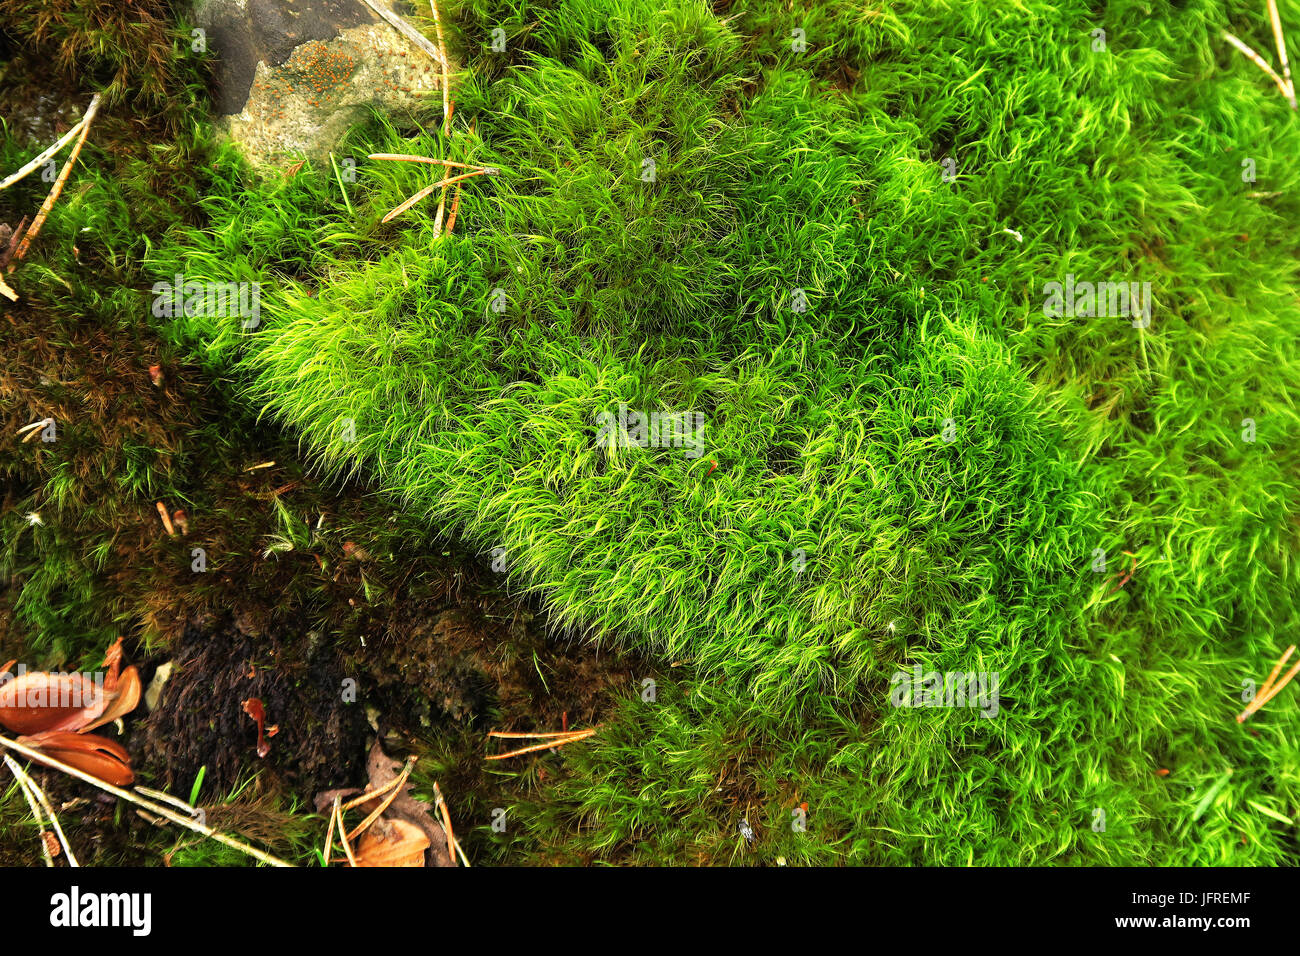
[486,728,596,760]
[0,111,90,191]
[1268,0,1296,107]
[0,735,292,866]
[429,0,452,135]
[18,418,52,442]
[1238,645,1300,722]
[13,93,102,262]
[4,755,55,866]
[343,756,416,842]
[323,795,341,865]
[5,754,79,865]
[357,0,447,66]
[134,785,200,817]
[156,501,176,536]
[1258,645,1296,697]
[338,773,405,813]
[336,805,360,867]
[1224,29,1295,105]
[433,184,449,235]
[368,154,496,174]
[431,781,468,866]
[382,168,497,223]
[445,183,463,235]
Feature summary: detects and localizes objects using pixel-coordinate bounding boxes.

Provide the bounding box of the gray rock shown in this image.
[191,0,448,168]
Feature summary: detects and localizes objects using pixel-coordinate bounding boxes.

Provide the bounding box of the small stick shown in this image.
[343,756,416,842]
[429,0,451,135]
[1239,653,1300,722]
[156,502,176,536]
[445,183,463,235]
[22,770,77,865]
[1223,30,1294,101]
[486,728,596,760]
[1267,0,1297,107]
[0,111,90,191]
[431,782,465,865]
[0,735,292,866]
[323,795,341,865]
[381,168,494,222]
[243,460,276,472]
[5,756,54,866]
[17,418,52,439]
[338,774,406,813]
[433,185,449,235]
[5,755,78,866]
[488,728,595,739]
[0,274,16,302]
[134,785,199,817]
[368,154,497,174]
[337,806,359,867]
[357,0,447,66]
[1257,645,1296,698]
[14,93,102,262]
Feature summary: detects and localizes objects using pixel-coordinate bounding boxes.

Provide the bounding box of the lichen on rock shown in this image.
[192,0,447,168]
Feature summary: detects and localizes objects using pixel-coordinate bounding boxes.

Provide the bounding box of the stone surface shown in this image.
[191,0,447,168]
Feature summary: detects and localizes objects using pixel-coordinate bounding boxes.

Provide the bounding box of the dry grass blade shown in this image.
[1267,0,1297,107]
[338,772,405,812]
[368,154,496,173]
[382,168,494,223]
[445,183,463,235]
[1238,655,1300,722]
[323,795,341,865]
[434,184,449,235]
[337,807,360,867]
[5,755,54,866]
[156,501,176,536]
[430,0,451,134]
[486,728,596,760]
[432,781,467,866]
[134,785,199,816]
[0,116,88,191]
[1223,30,1294,101]
[1258,645,1296,698]
[4,754,78,866]
[13,93,102,262]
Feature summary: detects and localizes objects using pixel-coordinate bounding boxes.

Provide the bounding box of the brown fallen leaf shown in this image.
[355,818,429,867]
[315,740,453,866]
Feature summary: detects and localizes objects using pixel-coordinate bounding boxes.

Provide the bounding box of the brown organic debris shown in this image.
[315,741,454,866]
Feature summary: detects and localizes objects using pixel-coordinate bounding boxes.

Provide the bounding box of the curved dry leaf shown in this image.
[355,818,430,867]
